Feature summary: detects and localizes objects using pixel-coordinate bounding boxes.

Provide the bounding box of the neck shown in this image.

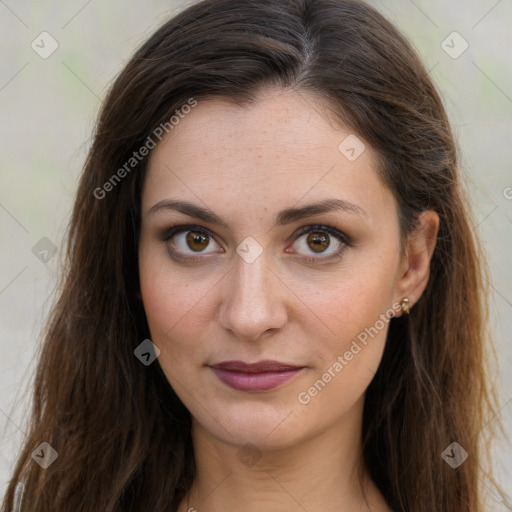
[177,396,389,512]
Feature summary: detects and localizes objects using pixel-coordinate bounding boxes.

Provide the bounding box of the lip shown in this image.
[209,360,305,392]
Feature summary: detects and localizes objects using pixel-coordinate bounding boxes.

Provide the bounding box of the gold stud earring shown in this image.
[400,297,410,315]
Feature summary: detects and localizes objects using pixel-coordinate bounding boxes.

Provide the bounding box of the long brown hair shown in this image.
[2,0,506,510]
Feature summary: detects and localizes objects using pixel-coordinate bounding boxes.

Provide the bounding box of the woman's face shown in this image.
[138,88,410,450]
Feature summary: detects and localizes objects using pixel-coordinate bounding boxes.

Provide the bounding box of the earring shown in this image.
[400,297,410,315]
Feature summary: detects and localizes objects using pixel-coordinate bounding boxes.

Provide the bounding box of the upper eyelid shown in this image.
[163,224,217,242]
[292,224,350,243]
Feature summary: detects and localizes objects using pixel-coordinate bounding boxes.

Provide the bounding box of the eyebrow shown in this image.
[146,197,367,227]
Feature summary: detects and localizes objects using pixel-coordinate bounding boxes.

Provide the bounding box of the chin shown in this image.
[191,397,319,452]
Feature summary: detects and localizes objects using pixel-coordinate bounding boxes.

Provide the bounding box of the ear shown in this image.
[394,210,439,316]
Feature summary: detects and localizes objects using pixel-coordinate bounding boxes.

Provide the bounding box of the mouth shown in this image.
[208,360,305,392]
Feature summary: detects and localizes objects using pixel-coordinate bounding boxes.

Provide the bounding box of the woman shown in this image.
[1,0,507,510]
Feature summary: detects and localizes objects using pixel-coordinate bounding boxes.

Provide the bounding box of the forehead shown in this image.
[149,89,352,164]
[142,88,395,227]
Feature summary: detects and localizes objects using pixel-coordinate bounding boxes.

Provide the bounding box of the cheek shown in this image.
[295,275,394,415]
[296,261,396,347]
[140,280,205,388]
[296,258,397,393]
[138,252,210,359]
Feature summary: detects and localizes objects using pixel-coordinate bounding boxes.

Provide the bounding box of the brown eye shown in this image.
[186,231,210,252]
[290,224,349,261]
[165,226,222,258]
[306,231,330,253]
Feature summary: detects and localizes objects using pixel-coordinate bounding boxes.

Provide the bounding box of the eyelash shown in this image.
[162,223,352,263]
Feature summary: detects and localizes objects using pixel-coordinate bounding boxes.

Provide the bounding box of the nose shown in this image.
[217,250,288,342]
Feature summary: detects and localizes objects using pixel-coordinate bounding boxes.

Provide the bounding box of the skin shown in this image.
[138,88,439,512]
